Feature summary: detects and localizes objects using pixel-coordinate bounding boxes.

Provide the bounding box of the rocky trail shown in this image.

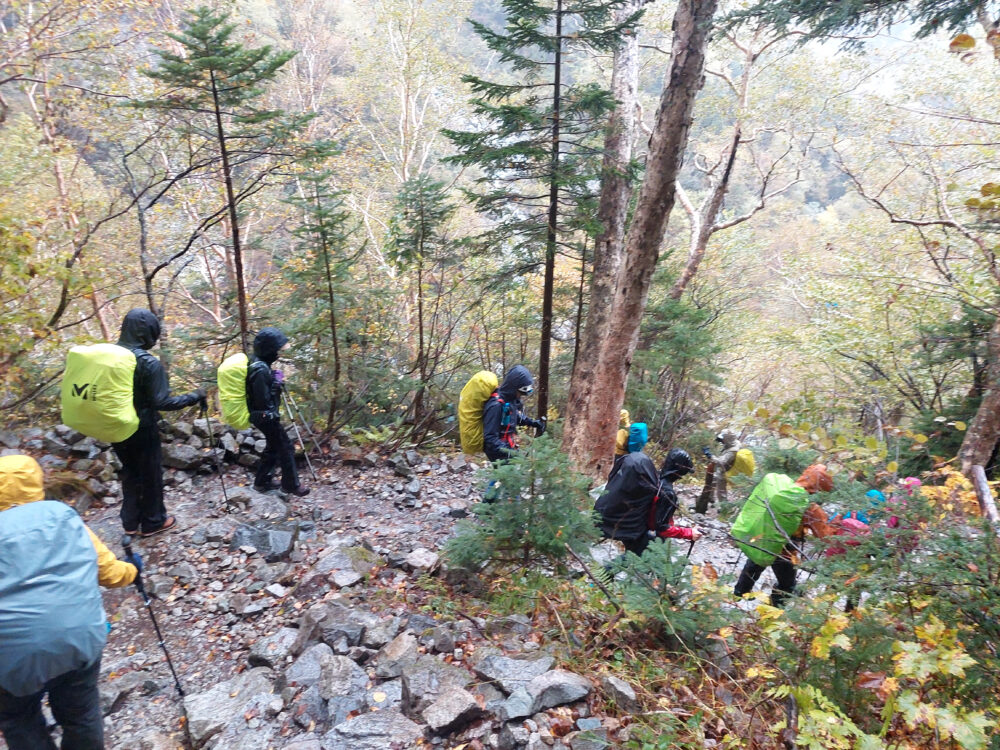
[0,421,749,750]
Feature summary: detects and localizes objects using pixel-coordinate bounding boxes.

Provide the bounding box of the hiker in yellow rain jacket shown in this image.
[0,454,137,749]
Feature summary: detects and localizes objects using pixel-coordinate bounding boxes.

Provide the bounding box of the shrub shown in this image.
[444,434,599,572]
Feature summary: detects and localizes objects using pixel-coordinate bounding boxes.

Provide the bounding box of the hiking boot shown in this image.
[286,485,310,497]
[253,481,280,493]
[142,516,178,537]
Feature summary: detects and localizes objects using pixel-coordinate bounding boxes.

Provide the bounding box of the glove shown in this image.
[128,551,143,575]
[273,370,284,385]
[702,447,712,459]
[195,388,208,410]
[535,416,547,437]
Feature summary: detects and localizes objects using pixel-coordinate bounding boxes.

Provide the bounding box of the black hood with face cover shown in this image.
[497,365,533,402]
[660,448,694,481]
[252,327,288,365]
[117,308,161,350]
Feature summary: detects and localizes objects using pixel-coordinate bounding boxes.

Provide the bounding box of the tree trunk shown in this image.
[211,69,251,353]
[537,0,563,421]
[562,0,641,461]
[569,0,718,478]
[960,311,1000,475]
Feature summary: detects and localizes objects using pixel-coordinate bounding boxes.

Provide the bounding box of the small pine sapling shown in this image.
[445,434,599,573]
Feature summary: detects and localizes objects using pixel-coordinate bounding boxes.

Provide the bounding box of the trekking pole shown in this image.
[200,401,230,508]
[121,535,193,747]
[282,391,317,481]
[284,390,323,456]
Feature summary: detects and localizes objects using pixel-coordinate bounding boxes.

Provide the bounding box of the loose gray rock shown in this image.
[162,443,204,470]
[422,687,483,734]
[317,655,368,702]
[498,687,534,721]
[474,654,554,695]
[599,674,639,712]
[322,709,423,750]
[183,667,274,748]
[405,547,439,573]
[249,627,298,668]
[230,521,298,562]
[291,685,329,730]
[485,614,533,637]
[193,417,223,438]
[401,655,473,715]
[366,678,403,710]
[220,432,240,456]
[99,670,149,715]
[528,670,593,713]
[286,643,334,688]
[374,630,420,679]
[362,616,401,649]
[283,739,323,750]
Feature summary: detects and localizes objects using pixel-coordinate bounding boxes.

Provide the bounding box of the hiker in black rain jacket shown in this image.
[596,444,701,558]
[247,327,309,497]
[482,365,545,463]
[113,308,205,536]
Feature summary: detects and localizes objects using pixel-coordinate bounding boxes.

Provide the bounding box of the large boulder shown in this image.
[317,655,369,703]
[183,667,274,748]
[422,687,483,734]
[230,521,298,563]
[374,631,420,679]
[286,643,334,688]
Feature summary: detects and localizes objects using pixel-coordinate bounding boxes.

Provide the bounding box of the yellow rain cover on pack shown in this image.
[458,370,499,454]
[217,353,250,430]
[728,448,756,477]
[61,344,139,443]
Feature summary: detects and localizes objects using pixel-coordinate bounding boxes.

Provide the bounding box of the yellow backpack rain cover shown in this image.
[61,344,139,443]
[728,448,756,477]
[458,370,499,454]
[217,353,250,430]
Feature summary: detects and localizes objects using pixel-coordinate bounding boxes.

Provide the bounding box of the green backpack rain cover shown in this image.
[731,473,810,566]
[61,344,139,443]
[217,353,250,430]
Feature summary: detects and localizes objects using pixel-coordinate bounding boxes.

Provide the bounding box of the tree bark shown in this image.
[562,0,641,462]
[537,0,563,421]
[568,0,718,478]
[211,69,251,353]
[960,311,1000,476]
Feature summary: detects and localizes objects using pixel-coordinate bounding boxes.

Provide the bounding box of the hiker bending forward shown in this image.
[0,455,138,750]
[482,365,545,464]
[696,429,741,513]
[733,464,833,607]
[596,434,702,558]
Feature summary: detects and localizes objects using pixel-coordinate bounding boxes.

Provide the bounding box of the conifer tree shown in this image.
[283,171,358,429]
[387,176,456,424]
[133,6,323,351]
[444,0,637,418]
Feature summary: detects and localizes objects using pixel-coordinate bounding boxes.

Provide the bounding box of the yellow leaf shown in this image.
[756,407,770,419]
[914,434,929,444]
[949,33,976,51]
[887,461,899,473]
[954,421,967,431]
[371,691,387,703]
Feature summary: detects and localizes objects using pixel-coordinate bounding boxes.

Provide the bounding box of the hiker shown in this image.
[0,455,138,750]
[596,433,702,558]
[248,327,309,496]
[695,428,741,513]
[113,308,204,537]
[482,365,545,464]
[732,464,834,607]
[614,409,631,458]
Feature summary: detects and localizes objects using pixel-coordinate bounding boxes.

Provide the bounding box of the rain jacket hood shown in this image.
[0,454,45,510]
[796,464,833,494]
[660,448,694,481]
[253,327,288,365]
[717,429,739,449]
[117,308,161,350]
[497,365,533,402]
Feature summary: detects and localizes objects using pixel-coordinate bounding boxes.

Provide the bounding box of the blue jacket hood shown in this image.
[497,365,533,401]
[627,423,648,453]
